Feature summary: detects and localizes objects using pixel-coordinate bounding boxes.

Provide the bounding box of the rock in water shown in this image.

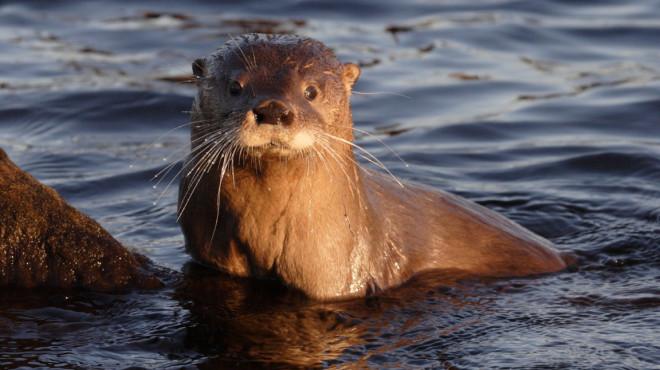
[0,148,160,291]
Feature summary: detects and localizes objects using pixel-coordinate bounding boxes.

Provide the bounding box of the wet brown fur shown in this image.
[180,34,567,300]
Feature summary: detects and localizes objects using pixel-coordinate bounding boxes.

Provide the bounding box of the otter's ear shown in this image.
[192,58,207,78]
[342,63,361,90]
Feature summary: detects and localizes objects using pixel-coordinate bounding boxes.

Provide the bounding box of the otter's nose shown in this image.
[252,100,294,126]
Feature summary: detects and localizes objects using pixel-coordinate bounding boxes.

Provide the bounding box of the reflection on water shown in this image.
[178,265,488,369]
[0,266,488,369]
[1,0,659,368]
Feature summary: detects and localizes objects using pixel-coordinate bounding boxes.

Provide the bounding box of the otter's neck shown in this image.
[218,149,378,299]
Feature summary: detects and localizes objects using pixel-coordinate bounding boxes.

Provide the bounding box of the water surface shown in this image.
[0,0,659,368]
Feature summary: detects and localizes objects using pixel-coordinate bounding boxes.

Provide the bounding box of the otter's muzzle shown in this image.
[252,100,294,126]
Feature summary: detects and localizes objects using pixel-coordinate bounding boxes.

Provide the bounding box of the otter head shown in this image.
[190,34,361,161]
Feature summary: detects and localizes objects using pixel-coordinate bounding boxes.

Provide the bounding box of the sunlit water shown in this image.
[0,1,658,368]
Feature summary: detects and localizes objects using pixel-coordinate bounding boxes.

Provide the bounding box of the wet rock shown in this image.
[0,148,161,291]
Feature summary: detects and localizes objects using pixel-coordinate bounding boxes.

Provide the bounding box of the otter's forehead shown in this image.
[211,33,341,76]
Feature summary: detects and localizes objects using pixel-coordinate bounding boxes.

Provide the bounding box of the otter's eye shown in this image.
[304,85,318,101]
[228,80,243,96]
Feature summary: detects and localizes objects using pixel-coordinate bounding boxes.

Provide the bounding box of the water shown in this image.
[1,0,659,368]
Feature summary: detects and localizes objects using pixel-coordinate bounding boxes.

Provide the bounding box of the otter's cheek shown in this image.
[289,130,315,150]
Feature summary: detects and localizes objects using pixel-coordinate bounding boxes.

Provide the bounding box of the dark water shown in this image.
[1,0,659,368]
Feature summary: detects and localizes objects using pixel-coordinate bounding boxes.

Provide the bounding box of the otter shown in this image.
[179,33,567,300]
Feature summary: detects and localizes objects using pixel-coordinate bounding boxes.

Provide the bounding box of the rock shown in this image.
[0,148,161,291]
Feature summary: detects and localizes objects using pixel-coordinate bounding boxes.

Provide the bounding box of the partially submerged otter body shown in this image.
[178,34,566,300]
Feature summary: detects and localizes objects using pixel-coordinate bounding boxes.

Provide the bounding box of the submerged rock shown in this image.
[0,148,161,291]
